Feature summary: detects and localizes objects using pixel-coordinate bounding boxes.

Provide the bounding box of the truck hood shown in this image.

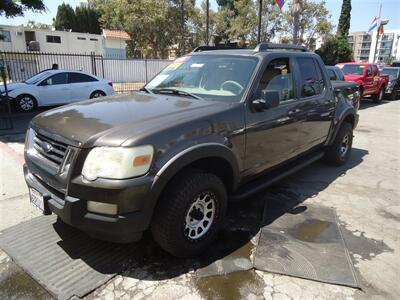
[31,92,231,148]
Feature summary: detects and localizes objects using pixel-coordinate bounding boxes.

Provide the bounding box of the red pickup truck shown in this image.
[336,62,389,103]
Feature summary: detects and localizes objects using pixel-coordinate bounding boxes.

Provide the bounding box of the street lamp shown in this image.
[373,19,389,63]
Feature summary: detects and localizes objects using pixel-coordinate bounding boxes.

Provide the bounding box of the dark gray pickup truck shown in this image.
[24,43,359,257]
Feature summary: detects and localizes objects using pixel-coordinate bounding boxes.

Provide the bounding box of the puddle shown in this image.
[195,270,263,300]
[290,219,334,243]
[0,260,53,300]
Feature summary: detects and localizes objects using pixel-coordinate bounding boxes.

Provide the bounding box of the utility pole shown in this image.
[292,0,301,45]
[206,0,209,45]
[181,0,185,55]
[257,0,262,44]
[372,4,382,63]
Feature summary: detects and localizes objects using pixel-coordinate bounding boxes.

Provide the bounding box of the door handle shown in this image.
[287,108,301,116]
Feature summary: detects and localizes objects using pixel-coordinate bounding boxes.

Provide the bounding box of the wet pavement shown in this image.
[0,99,399,299]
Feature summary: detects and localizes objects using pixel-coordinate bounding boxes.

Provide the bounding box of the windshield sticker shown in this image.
[190,63,204,68]
[165,63,183,70]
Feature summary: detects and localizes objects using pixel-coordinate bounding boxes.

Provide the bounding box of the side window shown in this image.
[327,69,336,80]
[337,70,345,81]
[68,73,98,83]
[366,67,372,76]
[372,66,378,76]
[297,57,324,97]
[40,73,67,86]
[257,57,294,102]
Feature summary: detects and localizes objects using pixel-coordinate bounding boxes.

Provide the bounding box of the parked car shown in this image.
[24,43,358,257]
[380,67,400,100]
[336,62,389,103]
[326,66,361,110]
[326,65,345,81]
[391,61,400,67]
[0,70,114,112]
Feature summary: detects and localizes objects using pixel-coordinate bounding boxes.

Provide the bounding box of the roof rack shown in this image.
[192,45,245,52]
[254,43,308,52]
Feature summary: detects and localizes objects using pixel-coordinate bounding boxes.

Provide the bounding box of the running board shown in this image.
[231,150,324,201]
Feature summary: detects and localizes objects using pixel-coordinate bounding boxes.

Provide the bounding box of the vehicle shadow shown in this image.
[53,147,368,281]
[358,98,392,110]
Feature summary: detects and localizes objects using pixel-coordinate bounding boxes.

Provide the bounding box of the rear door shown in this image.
[67,72,99,102]
[37,72,70,105]
[294,57,335,152]
[244,55,303,176]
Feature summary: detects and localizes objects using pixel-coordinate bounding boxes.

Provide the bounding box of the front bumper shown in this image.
[24,164,160,243]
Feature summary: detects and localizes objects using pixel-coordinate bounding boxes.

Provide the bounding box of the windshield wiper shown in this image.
[153,88,203,100]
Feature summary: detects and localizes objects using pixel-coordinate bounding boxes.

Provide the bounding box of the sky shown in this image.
[0,0,399,32]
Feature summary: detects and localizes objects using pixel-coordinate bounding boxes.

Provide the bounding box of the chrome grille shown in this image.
[33,132,68,166]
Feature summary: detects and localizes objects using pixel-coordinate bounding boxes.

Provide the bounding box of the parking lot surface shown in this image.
[0,99,399,299]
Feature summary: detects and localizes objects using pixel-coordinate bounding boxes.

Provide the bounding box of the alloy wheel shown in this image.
[184,191,216,240]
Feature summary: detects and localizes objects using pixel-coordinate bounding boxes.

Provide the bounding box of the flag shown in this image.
[380,24,384,35]
[368,16,379,32]
[276,0,285,11]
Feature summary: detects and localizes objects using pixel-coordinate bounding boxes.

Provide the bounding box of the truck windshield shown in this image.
[342,65,365,75]
[381,68,399,79]
[145,55,258,102]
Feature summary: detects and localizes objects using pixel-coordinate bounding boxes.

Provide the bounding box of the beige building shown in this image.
[348,29,400,63]
[0,25,129,58]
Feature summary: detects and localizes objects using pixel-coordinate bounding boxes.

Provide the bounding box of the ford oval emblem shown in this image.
[41,142,53,153]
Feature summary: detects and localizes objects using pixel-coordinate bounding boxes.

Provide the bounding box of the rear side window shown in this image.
[297,58,325,97]
[68,73,98,83]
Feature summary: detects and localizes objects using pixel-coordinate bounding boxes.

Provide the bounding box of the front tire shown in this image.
[151,170,227,257]
[373,88,384,103]
[325,122,353,166]
[15,94,37,112]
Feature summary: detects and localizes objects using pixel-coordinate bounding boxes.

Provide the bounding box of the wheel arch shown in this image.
[153,143,240,196]
[14,93,38,108]
[327,109,357,146]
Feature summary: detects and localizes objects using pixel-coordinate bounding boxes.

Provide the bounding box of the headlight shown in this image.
[82,145,154,180]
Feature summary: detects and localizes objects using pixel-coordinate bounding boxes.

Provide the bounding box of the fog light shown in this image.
[87,201,117,215]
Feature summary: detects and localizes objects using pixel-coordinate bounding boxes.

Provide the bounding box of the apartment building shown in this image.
[348,29,400,63]
[0,25,129,58]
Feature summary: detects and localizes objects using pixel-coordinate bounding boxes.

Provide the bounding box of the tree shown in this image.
[315,36,352,65]
[0,0,45,18]
[259,0,284,43]
[75,3,101,34]
[26,20,51,30]
[282,0,334,49]
[53,3,77,32]
[228,0,257,46]
[337,0,351,37]
[192,1,217,46]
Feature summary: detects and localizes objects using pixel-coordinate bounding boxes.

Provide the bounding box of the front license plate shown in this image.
[30,188,44,212]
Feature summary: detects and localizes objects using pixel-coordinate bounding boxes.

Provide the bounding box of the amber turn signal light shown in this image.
[133,155,152,167]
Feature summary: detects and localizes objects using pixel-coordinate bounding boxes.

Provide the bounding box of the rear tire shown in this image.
[15,94,37,112]
[325,122,353,166]
[90,90,106,98]
[151,169,227,257]
[373,88,384,103]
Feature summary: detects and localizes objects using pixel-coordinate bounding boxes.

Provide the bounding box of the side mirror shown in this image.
[252,90,280,111]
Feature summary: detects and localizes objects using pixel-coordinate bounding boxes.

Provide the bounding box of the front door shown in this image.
[364,66,374,94]
[244,56,302,177]
[37,72,71,105]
